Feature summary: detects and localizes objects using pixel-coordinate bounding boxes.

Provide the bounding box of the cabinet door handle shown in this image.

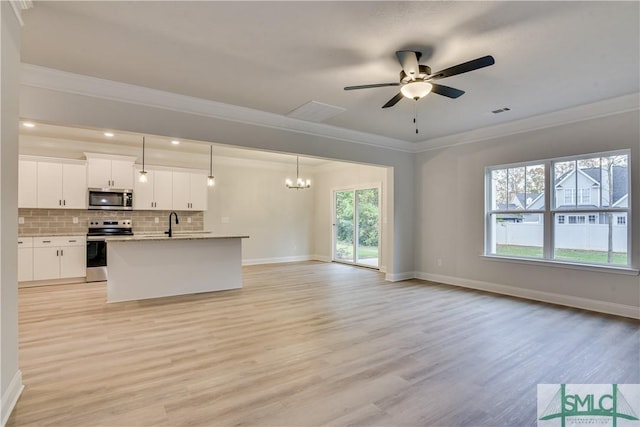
[63,200,66,206]
[18,241,22,245]
[69,240,76,242]
[61,249,64,256]
[59,200,62,206]
[43,240,51,243]
[56,250,59,256]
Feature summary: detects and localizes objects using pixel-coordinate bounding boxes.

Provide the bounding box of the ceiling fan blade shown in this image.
[427,55,495,81]
[430,83,465,99]
[344,83,400,90]
[396,51,421,81]
[382,92,404,109]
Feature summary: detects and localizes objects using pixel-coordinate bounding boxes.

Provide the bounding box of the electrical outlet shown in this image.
[72,217,79,224]
[154,217,159,224]
[18,217,24,224]
[187,217,192,224]
[437,258,442,267]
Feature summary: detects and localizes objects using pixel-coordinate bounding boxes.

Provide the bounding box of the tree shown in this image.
[492,164,544,210]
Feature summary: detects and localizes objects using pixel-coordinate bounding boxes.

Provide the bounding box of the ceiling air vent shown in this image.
[492,107,511,114]
[287,101,346,123]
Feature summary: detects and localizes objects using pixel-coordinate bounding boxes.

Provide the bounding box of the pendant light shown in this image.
[138,136,148,183]
[207,145,215,187]
[285,156,311,190]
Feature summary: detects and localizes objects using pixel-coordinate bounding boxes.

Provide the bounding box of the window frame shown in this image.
[485,149,632,269]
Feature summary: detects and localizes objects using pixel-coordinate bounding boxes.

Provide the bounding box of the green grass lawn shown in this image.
[496,244,627,265]
[336,242,378,260]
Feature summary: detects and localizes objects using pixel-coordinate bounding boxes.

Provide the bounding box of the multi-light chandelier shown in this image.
[285,156,310,190]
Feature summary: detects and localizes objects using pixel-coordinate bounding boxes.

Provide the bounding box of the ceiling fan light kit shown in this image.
[344,51,495,109]
[400,81,433,100]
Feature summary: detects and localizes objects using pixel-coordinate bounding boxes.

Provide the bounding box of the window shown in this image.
[564,188,576,205]
[567,215,586,224]
[579,188,591,205]
[486,150,631,267]
[487,163,545,258]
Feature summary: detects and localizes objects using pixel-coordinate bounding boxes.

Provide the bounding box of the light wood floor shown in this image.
[8,262,639,427]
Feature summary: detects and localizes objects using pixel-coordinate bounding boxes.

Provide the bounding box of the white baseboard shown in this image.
[385,271,416,282]
[242,255,317,266]
[1,370,23,427]
[311,255,332,263]
[415,272,640,320]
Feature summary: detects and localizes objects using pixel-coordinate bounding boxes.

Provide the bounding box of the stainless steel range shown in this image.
[86,219,133,282]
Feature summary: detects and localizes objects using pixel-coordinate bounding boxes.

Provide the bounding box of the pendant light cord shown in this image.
[414,101,419,134]
[142,136,146,170]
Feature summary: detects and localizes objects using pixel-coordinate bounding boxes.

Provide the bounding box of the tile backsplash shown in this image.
[18,209,204,236]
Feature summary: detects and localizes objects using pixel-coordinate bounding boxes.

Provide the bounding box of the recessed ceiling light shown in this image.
[22,122,35,128]
[104,132,114,137]
[171,140,181,145]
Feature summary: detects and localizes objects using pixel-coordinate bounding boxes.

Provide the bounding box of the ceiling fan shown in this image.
[344,51,495,108]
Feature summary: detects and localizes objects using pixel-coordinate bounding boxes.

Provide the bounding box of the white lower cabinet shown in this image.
[18,237,34,282]
[32,236,86,281]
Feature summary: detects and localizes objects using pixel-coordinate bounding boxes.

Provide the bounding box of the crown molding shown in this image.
[9,0,32,27]
[415,92,640,152]
[20,63,415,153]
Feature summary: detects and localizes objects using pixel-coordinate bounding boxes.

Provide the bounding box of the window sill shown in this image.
[480,254,640,276]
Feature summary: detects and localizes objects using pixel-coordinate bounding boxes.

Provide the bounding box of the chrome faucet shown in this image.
[165,211,179,237]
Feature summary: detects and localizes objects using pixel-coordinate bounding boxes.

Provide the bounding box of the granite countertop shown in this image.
[105,232,249,242]
[19,233,87,238]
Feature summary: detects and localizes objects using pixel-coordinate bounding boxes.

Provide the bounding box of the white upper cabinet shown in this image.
[61,164,88,208]
[172,171,207,211]
[110,159,135,189]
[154,170,174,210]
[35,160,87,209]
[18,160,38,208]
[134,168,173,210]
[189,174,208,211]
[85,153,136,189]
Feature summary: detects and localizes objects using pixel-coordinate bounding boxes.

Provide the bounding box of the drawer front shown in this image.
[18,237,34,248]
[34,237,64,248]
[34,236,86,247]
[59,236,86,247]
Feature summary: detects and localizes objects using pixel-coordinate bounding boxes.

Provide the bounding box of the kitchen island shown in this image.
[105,233,249,303]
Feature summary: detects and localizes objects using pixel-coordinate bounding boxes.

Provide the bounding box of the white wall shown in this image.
[415,110,640,316]
[204,159,315,264]
[1,3,23,425]
[312,162,389,271]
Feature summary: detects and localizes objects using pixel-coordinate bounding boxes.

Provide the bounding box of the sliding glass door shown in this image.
[333,187,380,268]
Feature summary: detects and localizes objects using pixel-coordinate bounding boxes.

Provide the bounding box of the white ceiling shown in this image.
[20,1,640,145]
[19,121,332,169]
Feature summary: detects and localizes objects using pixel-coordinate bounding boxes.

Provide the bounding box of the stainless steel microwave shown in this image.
[88,188,133,210]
